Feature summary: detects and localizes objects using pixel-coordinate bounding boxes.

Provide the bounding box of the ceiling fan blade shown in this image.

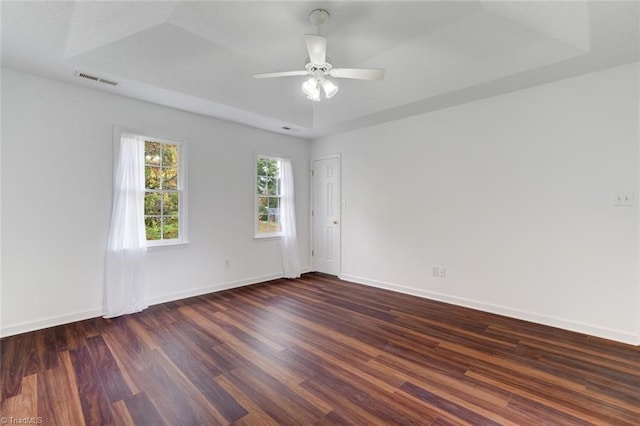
[253,70,310,79]
[305,34,327,65]
[330,68,386,80]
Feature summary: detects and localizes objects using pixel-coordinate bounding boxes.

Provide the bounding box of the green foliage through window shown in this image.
[256,157,281,235]
[144,141,180,241]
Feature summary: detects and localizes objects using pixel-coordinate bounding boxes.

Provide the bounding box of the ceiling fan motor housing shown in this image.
[305,57,332,74]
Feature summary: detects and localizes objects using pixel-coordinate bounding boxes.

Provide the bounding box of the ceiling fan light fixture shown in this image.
[322,78,339,98]
[302,77,321,101]
[303,74,338,101]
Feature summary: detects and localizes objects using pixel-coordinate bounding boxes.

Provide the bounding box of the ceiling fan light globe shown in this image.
[322,79,339,98]
[302,77,321,101]
[302,77,317,95]
[307,91,321,102]
[305,85,321,102]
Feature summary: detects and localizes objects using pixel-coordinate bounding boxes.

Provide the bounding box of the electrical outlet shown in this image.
[432,266,447,278]
[225,259,230,268]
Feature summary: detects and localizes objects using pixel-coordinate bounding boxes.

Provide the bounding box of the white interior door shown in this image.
[312,157,340,275]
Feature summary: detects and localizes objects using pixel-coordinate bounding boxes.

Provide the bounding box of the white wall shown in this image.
[1,68,310,336]
[3,63,639,345]
[312,62,640,344]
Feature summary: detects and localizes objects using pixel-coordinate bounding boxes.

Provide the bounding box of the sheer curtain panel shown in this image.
[104,133,148,317]
[280,158,301,278]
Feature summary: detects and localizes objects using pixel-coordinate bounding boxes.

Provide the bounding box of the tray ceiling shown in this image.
[2,1,638,139]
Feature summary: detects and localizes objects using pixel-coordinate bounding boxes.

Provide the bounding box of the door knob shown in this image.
[333,220,338,224]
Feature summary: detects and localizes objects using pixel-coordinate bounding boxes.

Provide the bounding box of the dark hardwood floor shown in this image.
[1,273,639,425]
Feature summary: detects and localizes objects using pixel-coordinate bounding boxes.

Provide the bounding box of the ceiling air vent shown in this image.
[75,71,119,86]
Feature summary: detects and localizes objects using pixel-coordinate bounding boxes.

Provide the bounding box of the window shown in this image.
[256,155,282,237]
[143,138,186,245]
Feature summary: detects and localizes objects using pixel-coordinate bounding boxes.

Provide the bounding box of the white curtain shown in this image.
[280,159,301,278]
[104,133,148,318]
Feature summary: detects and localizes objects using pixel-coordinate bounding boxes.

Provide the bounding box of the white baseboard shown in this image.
[145,272,287,306]
[1,308,104,338]
[339,273,639,346]
[1,268,313,338]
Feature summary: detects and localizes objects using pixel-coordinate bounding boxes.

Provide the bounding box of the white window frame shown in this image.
[113,126,188,247]
[255,154,284,239]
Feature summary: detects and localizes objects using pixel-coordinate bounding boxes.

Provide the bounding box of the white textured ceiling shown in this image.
[2,1,638,139]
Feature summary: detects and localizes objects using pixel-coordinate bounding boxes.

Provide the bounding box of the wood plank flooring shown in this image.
[1,273,639,425]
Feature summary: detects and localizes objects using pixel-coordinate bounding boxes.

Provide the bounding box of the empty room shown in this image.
[1,1,639,424]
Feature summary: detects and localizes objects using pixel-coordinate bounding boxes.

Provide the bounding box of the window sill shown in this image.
[147,241,190,251]
[254,234,282,241]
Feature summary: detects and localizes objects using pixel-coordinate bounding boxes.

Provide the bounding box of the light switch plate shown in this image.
[613,192,634,206]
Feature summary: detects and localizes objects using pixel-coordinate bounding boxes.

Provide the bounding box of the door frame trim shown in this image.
[310,153,342,275]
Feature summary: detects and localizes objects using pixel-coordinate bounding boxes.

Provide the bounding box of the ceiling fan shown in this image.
[253,9,386,101]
